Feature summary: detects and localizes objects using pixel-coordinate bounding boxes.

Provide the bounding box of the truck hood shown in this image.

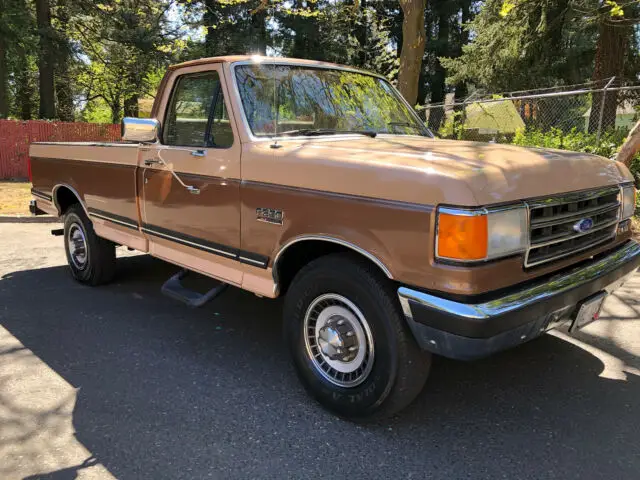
[254,135,633,206]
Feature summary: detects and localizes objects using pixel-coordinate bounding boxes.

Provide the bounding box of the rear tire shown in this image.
[63,204,116,286]
[284,253,431,420]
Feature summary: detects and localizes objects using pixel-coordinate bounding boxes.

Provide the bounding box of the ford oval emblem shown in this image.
[573,218,594,233]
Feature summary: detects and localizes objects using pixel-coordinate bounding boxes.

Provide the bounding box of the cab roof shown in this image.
[169,55,359,72]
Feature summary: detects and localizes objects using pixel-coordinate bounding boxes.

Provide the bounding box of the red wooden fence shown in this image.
[0,120,121,179]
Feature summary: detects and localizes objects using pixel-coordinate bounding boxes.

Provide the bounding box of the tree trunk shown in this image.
[15,45,33,120]
[55,0,73,121]
[428,4,450,131]
[36,0,56,119]
[587,16,630,133]
[204,0,216,57]
[250,6,268,55]
[124,95,139,118]
[453,1,471,105]
[616,119,640,167]
[110,98,122,124]
[356,0,368,66]
[397,0,426,106]
[0,34,8,119]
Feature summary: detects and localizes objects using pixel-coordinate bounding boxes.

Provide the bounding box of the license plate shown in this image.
[570,293,606,332]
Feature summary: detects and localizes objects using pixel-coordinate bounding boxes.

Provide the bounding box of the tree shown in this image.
[54,0,74,121]
[72,0,178,122]
[0,20,8,118]
[14,44,36,119]
[397,0,426,105]
[587,2,634,132]
[616,119,640,166]
[199,0,269,56]
[35,0,56,119]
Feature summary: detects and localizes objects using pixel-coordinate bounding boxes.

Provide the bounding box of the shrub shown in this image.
[512,127,640,186]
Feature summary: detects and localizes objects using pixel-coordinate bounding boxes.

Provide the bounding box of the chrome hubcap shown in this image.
[67,223,88,270]
[304,294,374,388]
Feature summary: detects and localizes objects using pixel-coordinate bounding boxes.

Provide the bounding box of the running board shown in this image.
[161,269,228,308]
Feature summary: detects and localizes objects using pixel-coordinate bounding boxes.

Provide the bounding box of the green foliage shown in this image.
[72,0,180,123]
[512,127,629,158]
[441,0,593,91]
[80,97,113,123]
[437,110,466,139]
[512,127,640,188]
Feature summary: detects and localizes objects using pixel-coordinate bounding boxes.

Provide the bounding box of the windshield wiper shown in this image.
[388,121,422,131]
[278,128,377,138]
[387,121,433,137]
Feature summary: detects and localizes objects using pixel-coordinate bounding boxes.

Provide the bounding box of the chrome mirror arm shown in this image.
[154,151,200,195]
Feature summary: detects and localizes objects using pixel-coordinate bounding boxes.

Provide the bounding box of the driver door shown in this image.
[140,66,243,284]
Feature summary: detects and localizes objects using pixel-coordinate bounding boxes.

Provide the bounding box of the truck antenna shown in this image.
[271,56,281,149]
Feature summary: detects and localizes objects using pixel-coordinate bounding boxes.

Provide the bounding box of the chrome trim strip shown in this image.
[51,184,90,217]
[399,240,640,321]
[272,235,393,281]
[89,212,138,230]
[31,189,52,201]
[239,256,267,266]
[527,185,620,209]
[141,227,237,258]
[438,206,487,217]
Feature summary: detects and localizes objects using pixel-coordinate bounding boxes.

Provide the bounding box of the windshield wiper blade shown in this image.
[388,121,421,130]
[278,128,377,138]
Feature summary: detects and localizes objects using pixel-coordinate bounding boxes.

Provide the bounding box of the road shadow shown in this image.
[1,255,639,479]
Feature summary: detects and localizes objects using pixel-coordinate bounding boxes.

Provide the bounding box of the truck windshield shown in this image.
[234,64,432,138]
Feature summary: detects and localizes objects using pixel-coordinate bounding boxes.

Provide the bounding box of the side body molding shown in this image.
[52,183,90,217]
[272,235,394,283]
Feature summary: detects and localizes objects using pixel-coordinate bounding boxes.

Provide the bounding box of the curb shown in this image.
[0,215,61,224]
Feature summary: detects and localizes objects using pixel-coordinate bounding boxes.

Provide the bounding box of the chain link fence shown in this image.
[416,79,640,150]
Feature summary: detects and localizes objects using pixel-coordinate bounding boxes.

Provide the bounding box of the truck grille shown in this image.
[525,186,620,268]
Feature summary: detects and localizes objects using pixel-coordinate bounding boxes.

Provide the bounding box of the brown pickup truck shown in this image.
[29,56,639,419]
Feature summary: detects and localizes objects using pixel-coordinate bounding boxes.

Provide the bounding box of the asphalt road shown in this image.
[1,223,639,480]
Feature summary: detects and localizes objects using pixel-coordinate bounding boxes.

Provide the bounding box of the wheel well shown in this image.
[274,239,391,295]
[54,186,81,215]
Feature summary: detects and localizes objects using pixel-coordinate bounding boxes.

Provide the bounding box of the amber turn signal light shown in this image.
[437,213,488,261]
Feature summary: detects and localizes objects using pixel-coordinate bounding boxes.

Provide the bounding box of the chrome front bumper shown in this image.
[398,240,640,360]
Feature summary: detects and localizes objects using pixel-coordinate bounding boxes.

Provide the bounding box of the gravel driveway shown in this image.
[1,223,639,479]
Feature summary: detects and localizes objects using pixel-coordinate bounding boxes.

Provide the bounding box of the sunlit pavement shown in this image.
[1,223,638,479]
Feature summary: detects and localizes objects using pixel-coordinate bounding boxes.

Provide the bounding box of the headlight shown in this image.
[621,185,636,220]
[436,206,528,262]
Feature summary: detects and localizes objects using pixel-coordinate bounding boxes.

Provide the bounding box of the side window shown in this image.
[163,72,219,147]
[209,88,234,148]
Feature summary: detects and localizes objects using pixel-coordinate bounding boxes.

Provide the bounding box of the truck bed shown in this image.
[29,142,141,229]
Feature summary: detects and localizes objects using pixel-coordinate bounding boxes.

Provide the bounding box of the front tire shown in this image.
[284,254,431,420]
[63,204,116,285]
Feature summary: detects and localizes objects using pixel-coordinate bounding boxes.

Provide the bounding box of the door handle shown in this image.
[191,149,206,157]
[144,159,162,166]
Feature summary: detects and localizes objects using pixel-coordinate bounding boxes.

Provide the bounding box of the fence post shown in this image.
[596,76,616,143]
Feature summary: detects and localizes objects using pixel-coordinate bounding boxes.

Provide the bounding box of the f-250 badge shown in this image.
[256,207,284,225]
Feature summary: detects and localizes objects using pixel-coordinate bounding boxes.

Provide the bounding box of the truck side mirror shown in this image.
[121,117,160,143]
